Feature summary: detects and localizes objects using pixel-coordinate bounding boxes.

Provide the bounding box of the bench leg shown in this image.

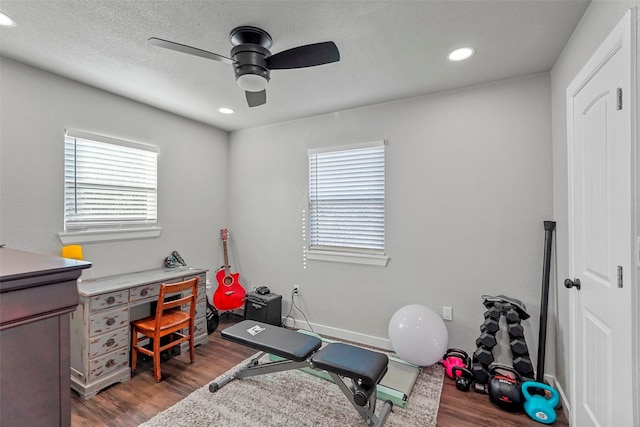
[326,372,393,427]
[209,352,311,393]
[236,359,310,379]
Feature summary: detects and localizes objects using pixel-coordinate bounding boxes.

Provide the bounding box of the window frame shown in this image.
[306,140,389,266]
[58,129,161,245]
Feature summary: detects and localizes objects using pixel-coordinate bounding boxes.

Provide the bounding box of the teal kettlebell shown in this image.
[521,381,559,424]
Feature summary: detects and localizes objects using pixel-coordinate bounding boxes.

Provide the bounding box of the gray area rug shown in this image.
[140,352,444,426]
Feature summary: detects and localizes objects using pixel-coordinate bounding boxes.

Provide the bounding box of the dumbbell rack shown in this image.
[472,297,535,393]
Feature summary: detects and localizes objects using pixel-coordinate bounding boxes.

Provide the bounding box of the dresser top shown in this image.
[78,266,207,296]
[0,247,91,292]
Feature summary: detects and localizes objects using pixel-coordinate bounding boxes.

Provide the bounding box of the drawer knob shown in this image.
[106,318,116,326]
[140,289,148,297]
[106,296,116,305]
[106,338,115,347]
[105,359,115,368]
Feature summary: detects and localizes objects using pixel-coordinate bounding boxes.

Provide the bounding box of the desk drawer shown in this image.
[90,306,129,336]
[88,327,129,359]
[88,349,129,381]
[197,284,206,304]
[184,274,206,291]
[129,282,162,303]
[90,290,128,312]
[194,316,206,337]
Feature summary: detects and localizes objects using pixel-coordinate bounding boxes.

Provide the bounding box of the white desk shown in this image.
[69,266,207,399]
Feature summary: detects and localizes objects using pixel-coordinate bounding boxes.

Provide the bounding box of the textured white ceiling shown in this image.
[0,0,590,131]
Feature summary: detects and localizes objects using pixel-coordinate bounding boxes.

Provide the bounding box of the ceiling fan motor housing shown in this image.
[231,44,271,91]
[229,26,273,92]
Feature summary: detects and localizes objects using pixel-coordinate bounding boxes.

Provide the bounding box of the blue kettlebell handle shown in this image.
[521,381,559,407]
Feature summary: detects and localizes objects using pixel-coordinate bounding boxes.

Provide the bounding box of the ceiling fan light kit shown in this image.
[236,74,268,92]
[149,25,340,108]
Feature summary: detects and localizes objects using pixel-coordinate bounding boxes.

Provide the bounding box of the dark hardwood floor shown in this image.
[71,317,570,426]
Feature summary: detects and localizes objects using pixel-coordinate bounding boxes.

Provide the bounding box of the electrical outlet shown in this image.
[443,306,453,321]
[293,285,300,295]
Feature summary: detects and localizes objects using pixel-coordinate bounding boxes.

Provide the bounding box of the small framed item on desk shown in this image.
[244,291,282,326]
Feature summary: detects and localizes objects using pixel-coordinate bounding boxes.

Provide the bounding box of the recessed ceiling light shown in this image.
[218,107,235,115]
[0,12,16,27]
[448,47,475,62]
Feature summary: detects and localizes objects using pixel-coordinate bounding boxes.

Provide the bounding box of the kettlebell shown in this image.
[488,365,523,412]
[451,366,474,392]
[521,381,559,424]
[442,348,469,379]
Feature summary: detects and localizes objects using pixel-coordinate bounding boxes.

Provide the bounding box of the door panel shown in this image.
[582,309,612,424]
[582,96,609,280]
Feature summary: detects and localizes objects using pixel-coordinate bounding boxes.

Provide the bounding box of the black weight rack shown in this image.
[472,295,534,393]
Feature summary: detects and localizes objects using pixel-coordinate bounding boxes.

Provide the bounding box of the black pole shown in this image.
[536,220,556,383]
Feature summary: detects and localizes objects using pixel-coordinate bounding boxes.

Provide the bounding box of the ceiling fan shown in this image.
[148,26,340,107]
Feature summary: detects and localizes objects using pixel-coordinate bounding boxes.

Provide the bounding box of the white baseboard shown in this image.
[543,373,571,425]
[281,317,393,351]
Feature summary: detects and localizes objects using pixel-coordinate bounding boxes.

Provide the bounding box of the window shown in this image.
[59,130,160,244]
[308,140,388,266]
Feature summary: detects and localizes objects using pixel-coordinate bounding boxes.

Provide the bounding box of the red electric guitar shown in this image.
[213,229,246,310]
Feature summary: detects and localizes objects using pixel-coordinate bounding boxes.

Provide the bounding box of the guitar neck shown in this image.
[222,240,230,273]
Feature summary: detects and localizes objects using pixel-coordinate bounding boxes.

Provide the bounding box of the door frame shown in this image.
[565,7,638,426]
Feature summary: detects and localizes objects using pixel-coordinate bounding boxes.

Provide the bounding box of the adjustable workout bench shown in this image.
[209,320,394,426]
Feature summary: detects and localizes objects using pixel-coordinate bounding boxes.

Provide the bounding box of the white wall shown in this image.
[228,73,553,361]
[0,58,229,280]
[549,0,639,409]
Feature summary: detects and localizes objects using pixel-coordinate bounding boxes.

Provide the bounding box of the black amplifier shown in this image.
[244,291,282,326]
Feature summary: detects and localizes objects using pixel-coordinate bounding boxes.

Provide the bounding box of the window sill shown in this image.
[306,250,389,266]
[58,226,162,245]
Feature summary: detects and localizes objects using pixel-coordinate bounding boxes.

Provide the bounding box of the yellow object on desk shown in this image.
[61,244,83,260]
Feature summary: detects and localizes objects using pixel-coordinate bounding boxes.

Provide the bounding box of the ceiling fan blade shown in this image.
[246,90,266,107]
[148,37,234,65]
[267,41,340,70]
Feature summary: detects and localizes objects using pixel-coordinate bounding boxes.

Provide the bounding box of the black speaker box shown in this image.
[244,291,282,326]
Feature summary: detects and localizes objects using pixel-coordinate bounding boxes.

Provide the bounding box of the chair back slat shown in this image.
[162,295,191,310]
[154,277,199,330]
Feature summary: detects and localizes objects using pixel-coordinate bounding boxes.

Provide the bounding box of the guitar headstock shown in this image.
[220,228,229,241]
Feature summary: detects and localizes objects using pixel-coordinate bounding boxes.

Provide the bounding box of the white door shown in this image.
[566,9,635,427]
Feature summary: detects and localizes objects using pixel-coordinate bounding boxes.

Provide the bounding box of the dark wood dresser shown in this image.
[0,248,91,427]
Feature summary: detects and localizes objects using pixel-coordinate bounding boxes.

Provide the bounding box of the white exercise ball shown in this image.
[388,304,449,366]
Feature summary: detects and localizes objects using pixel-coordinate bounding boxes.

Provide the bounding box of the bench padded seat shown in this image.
[312,342,389,388]
[222,320,322,362]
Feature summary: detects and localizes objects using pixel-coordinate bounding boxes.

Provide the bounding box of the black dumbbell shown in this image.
[507,323,524,338]
[484,306,500,320]
[510,338,529,356]
[505,307,520,324]
[474,346,494,366]
[476,332,498,349]
[513,355,535,377]
[482,317,500,334]
[471,362,490,384]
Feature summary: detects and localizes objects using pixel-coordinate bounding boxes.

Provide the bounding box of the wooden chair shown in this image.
[131,277,199,382]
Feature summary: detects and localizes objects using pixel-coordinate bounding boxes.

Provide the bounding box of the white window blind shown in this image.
[308,141,385,254]
[64,130,158,231]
